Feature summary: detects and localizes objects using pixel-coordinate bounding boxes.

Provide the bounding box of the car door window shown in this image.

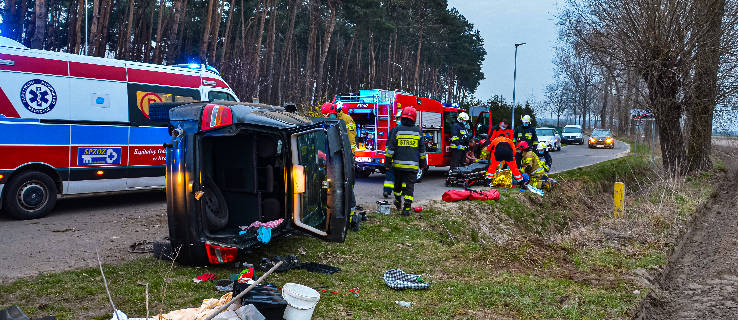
[208,91,237,102]
[292,129,329,233]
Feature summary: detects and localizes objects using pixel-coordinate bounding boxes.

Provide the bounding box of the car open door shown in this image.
[290,122,349,242]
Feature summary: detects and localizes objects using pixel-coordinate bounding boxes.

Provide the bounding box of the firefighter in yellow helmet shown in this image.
[321,101,357,152]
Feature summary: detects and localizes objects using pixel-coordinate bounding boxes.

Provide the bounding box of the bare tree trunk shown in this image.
[151,0,166,63]
[144,9,154,61]
[120,0,135,58]
[413,26,423,93]
[686,0,724,171]
[164,0,184,63]
[341,34,355,93]
[314,0,336,102]
[263,0,278,103]
[96,0,115,56]
[277,0,298,104]
[18,0,29,43]
[253,0,267,99]
[304,0,317,103]
[74,0,84,53]
[208,0,224,63]
[87,0,101,55]
[218,0,236,63]
[30,0,47,49]
[200,0,216,61]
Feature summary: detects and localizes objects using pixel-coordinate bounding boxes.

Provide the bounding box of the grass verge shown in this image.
[0,153,720,319]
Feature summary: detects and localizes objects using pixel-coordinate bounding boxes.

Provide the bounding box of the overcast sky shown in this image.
[447,0,560,105]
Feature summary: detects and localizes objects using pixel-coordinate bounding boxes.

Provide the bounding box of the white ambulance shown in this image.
[0,37,239,219]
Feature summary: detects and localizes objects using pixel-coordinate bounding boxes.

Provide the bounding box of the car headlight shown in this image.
[605,138,614,144]
[589,137,596,143]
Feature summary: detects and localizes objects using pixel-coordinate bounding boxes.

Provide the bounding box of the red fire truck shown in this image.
[333,89,464,180]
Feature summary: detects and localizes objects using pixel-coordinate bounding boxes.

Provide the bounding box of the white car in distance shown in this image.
[536,127,561,152]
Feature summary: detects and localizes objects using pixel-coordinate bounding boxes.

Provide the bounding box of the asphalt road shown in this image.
[354,140,629,206]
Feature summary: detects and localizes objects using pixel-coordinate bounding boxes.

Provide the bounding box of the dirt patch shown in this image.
[636,147,738,319]
[0,191,167,284]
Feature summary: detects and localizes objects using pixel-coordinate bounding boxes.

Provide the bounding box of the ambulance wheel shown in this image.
[3,171,57,220]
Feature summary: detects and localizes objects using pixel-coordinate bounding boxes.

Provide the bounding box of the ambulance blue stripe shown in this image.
[0,123,70,145]
[70,125,129,145]
[129,126,170,145]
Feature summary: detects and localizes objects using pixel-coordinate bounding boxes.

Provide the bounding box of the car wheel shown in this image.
[355,169,372,178]
[3,171,58,220]
[202,178,229,231]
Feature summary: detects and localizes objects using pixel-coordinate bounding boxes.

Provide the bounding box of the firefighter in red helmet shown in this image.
[385,106,427,216]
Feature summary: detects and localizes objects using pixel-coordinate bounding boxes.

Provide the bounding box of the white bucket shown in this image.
[281,283,321,320]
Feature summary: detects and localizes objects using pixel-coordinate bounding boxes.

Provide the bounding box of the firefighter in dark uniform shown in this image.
[449,112,471,170]
[514,114,538,167]
[385,107,427,216]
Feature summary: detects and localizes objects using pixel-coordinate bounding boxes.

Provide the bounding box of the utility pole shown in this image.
[511,42,525,126]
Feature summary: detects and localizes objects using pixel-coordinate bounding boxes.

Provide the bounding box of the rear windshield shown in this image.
[563,127,581,133]
[592,129,611,137]
[536,128,555,136]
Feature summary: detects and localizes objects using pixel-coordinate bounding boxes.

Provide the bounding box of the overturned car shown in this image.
[153,102,354,265]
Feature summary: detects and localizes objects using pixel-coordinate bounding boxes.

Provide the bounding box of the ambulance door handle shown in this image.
[0,59,14,66]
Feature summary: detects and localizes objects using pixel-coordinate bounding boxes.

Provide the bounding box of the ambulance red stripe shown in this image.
[69,62,127,82]
[0,88,20,118]
[128,68,201,88]
[0,53,68,76]
[0,145,70,170]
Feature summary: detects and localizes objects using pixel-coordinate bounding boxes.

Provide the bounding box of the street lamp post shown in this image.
[511,42,526,127]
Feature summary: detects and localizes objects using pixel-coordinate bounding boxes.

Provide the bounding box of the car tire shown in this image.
[2,171,58,220]
[202,178,229,231]
[355,169,372,178]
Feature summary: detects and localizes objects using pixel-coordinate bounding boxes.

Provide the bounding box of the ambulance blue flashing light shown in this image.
[188,63,201,69]
[205,65,221,75]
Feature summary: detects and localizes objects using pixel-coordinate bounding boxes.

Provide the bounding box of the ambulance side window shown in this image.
[127,84,200,126]
[208,91,237,102]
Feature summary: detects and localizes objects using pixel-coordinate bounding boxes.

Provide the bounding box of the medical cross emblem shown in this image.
[20,79,57,114]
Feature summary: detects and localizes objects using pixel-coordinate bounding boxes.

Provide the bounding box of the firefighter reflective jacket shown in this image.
[514,125,538,149]
[386,124,427,172]
[521,150,545,176]
[450,121,471,150]
[338,112,357,152]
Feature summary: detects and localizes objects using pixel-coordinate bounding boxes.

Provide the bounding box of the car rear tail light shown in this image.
[205,243,238,264]
[201,104,233,131]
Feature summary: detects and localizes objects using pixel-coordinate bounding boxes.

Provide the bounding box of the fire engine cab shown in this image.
[333,89,464,180]
[0,37,238,219]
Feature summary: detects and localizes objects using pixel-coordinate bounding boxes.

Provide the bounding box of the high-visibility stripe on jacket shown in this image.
[449,121,470,150]
[386,124,426,172]
[514,125,538,149]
